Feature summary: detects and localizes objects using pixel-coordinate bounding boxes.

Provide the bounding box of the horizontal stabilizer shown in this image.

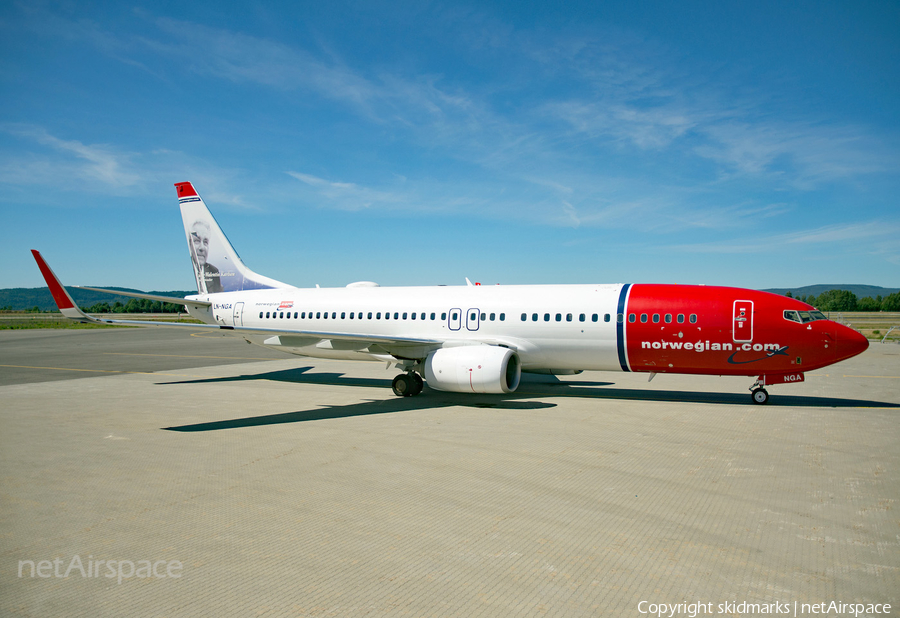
[77,286,212,311]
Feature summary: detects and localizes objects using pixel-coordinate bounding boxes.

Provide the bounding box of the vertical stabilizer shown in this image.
[176,182,290,293]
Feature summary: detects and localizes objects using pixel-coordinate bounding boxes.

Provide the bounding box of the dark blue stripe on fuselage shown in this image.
[616,283,631,372]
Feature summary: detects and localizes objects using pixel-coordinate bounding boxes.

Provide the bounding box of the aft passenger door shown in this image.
[733,300,753,343]
[232,302,244,326]
[466,308,480,331]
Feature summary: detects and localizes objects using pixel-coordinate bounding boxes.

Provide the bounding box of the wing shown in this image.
[76,286,214,312]
[31,250,443,358]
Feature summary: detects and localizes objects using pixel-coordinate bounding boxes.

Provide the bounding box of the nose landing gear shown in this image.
[749,376,769,405]
[750,387,769,405]
[392,371,424,397]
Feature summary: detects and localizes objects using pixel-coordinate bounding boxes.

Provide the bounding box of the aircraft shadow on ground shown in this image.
[159,366,899,432]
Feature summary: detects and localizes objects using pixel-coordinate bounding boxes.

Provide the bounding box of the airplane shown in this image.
[31,181,869,405]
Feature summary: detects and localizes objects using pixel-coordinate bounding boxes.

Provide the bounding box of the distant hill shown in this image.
[0,287,195,311]
[761,285,899,299]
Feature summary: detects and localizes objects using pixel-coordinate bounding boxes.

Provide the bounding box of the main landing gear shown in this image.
[392,371,424,397]
[749,377,769,405]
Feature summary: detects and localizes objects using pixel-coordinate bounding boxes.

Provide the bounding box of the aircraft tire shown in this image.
[392,374,414,397]
[751,388,769,405]
[411,372,424,396]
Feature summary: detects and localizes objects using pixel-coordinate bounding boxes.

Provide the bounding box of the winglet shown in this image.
[30,250,91,320]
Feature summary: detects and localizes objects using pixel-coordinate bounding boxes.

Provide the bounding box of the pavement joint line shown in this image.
[102,352,279,360]
[842,374,900,378]
[0,363,218,379]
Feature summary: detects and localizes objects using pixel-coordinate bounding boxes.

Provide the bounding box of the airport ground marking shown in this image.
[103,352,276,361]
[842,375,900,379]
[0,363,211,379]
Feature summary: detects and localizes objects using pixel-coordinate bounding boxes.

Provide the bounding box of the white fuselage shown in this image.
[190,283,627,371]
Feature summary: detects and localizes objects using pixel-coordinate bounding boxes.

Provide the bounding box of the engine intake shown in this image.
[424,346,521,394]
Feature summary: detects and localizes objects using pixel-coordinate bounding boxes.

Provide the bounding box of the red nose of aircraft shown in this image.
[833,323,869,362]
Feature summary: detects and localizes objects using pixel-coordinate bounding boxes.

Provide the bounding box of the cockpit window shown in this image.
[784,309,827,324]
[784,310,800,323]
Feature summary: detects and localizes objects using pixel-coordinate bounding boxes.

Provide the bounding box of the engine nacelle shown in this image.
[424,346,521,394]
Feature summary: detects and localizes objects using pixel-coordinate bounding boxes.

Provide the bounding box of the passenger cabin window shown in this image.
[500,313,505,321]
[544,313,550,322]
[480,313,486,320]
[579,313,586,322]
[368,312,373,319]
[665,314,672,323]
[532,313,538,322]
[430,313,435,320]
[617,313,623,323]
[259,312,263,318]
[677,314,684,323]
[689,314,697,323]
[490,313,495,321]
[628,314,636,323]
[652,314,659,323]
[403,312,408,320]
[555,313,562,322]
[604,314,610,322]
[566,313,573,322]
[341,312,346,319]
[441,312,447,320]
[640,314,648,323]
[521,313,527,321]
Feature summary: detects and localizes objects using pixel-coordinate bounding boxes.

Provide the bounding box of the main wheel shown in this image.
[392,374,413,397]
[751,388,769,405]
[410,372,424,396]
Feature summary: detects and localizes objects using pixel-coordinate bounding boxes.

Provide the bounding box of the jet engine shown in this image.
[424,346,521,394]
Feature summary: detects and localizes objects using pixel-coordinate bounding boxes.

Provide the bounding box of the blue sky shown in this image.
[2,1,898,291]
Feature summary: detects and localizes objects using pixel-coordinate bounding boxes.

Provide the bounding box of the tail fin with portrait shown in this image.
[176,182,290,294]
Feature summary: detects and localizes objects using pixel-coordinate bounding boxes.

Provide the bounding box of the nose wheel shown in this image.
[392,372,424,397]
[750,387,769,405]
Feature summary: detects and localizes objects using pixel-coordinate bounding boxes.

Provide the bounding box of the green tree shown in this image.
[785,291,793,298]
[857,297,880,311]
[84,301,112,313]
[883,292,900,311]
[813,289,857,312]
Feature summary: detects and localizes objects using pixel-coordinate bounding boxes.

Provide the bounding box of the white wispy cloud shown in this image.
[0,123,143,187]
[286,171,404,210]
[695,122,893,187]
[668,221,900,255]
[15,8,897,237]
